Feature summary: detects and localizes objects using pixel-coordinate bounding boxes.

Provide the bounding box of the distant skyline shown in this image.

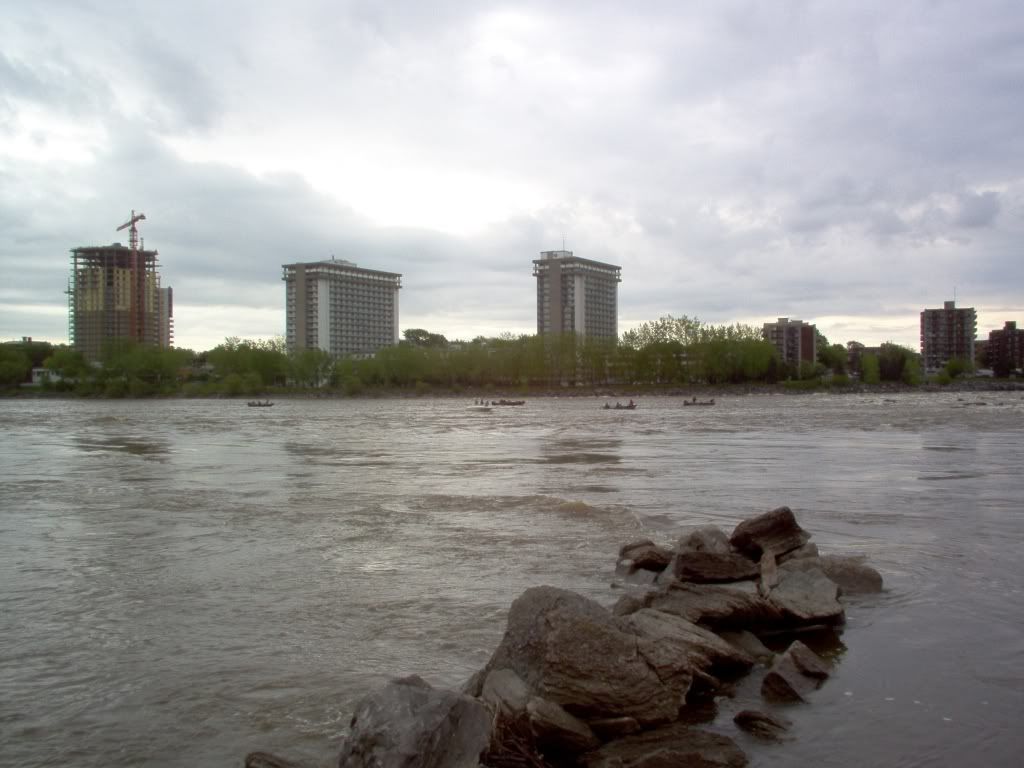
[2,0,1021,353]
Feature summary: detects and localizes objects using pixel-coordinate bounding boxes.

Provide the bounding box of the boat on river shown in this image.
[492,399,526,406]
[247,400,274,407]
[603,401,637,410]
[683,397,715,406]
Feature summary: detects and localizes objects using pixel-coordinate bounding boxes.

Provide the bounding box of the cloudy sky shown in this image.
[2,0,1021,352]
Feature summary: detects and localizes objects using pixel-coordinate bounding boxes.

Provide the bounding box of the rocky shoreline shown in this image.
[247,507,884,768]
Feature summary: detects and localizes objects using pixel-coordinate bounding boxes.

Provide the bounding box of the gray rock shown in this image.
[579,722,748,768]
[611,593,646,617]
[733,709,791,741]
[760,641,831,704]
[480,586,693,726]
[337,675,491,768]
[245,752,306,768]
[759,552,779,596]
[526,696,601,755]
[677,525,732,555]
[644,581,785,630]
[730,506,811,559]
[718,630,775,664]
[480,668,530,716]
[587,716,641,741]
[619,539,673,572]
[768,569,845,625]
[674,551,761,583]
[780,554,884,594]
[623,609,754,682]
[778,542,819,563]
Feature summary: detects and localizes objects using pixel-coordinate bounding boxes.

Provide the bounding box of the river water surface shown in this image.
[1,393,1022,767]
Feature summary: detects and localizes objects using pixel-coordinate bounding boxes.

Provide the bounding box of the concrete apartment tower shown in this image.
[68,242,171,361]
[283,258,401,358]
[533,250,621,339]
[920,300,976,373]
[762,317,817,369]
[986,320,1023,375]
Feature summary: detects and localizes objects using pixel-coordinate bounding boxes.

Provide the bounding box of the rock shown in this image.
[760,641,831,704]
[643,581,785,630]
[480,586,693,726]
[526,697,601,755]
[677,525,732,555]
[587,716,641,741]
[619,539,673,572]
[767,569,845,625]
[780,554,884,594]
[674,551,761,583]
[718,630,775,664]
[480,668,530,716]
[733,709,791,741]
[778,542,819,563]
[244,753,306,768]
[758,552,779,596]
[623,609,754,682]
[579,722,747,768]
[611,593,646,616]
[730,507,811,559]
[337,675,491,768]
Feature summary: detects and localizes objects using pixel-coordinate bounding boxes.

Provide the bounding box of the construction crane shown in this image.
[116,210,146,251]
[116,210,148,340]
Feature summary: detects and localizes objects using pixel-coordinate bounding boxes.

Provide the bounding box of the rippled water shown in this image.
[1,393,1022,767]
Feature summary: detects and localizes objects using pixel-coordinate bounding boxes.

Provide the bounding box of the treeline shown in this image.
[1,316,944,397]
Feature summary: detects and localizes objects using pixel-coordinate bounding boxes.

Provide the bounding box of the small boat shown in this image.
[683,398,715,406]
[603,401,637,410]
[492,399,526,406]
[247,400,274,407]
[467,405,492,412]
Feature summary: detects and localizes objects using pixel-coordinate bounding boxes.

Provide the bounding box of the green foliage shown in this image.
[818,343,848,374]
[878,343,920,382]
[861,354,881,384]
[0,346,32,389]
[944,357,972,379]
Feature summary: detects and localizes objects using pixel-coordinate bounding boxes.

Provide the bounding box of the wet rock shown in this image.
[480,586,693,726]
[337,675,491,768]
[674,551,761,583]
[618,539,673,572]
[677,525,732,555]
[644,581,785,630]
[587,716,641,741]
[760,641,831,704]
[623,608,754,682]
[718,630,775,664]
[610,593,646,617]
[480,668,530,716]
[579,722,747,768]
[778,542,819,563]
[245,752,306,768]
[526,696,601,755]
[767,569,844,625]
[733,709,791,741]
[758,551,779,596]
[780,554,884,594]
[730,506,811,559]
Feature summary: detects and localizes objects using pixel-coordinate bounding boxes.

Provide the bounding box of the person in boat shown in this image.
[628,399,635,407]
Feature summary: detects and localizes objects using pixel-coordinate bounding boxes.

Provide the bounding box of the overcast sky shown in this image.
[2,0,1021,352]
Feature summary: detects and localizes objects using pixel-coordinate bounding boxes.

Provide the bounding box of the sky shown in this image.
[1,0,1022,353]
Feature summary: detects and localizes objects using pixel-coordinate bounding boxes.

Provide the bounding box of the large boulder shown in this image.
[760,641,832,704]
[780,554,884,594]
[579,722,747,768]
[730,507,810,559]
[479,668,530,717]
[337,675,491,768]
[526,697,601,756]
[767,569,845,625]
[638,581,785,630]
[674,551,760,583]
[479,586,693,726]
[677,525,732,555]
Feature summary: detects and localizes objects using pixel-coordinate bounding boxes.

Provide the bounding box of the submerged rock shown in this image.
[677,525,732,555]
[760,641,832,704]
[618,539,673,572]
[733,709,792,741]
[780,554,884,594]
[767,569,845,625]
[640,581,785,630]
[674,551,761,583]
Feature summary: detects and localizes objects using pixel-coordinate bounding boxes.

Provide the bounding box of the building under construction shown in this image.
[68,212,173,361]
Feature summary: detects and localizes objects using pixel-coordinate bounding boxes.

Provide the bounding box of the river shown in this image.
[1,392,1022,766]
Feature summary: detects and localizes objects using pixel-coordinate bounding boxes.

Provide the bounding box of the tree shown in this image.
[0,346,31,389]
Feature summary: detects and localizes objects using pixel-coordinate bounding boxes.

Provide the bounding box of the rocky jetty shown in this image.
[246,506,883,767]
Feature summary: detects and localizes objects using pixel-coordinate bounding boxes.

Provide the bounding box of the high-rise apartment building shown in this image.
[68,242,171,361]
[533,250,620,339]
[987,320,1023,375]
[283,258,401,358]
[762,317,817,369]
[920,300,976,372]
